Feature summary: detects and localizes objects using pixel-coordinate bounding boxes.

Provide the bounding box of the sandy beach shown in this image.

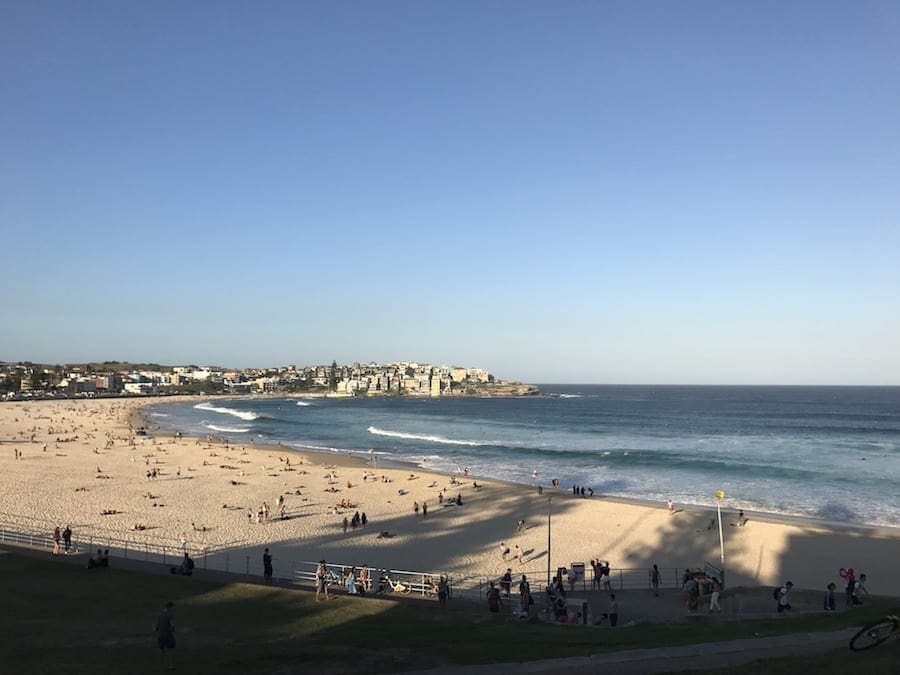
[2,397,898,598]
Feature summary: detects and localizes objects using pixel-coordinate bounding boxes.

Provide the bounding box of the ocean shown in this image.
[146,385,900,528]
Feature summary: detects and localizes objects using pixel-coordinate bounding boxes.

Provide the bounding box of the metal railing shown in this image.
[0,526,82,554]
[0,520,454,600]
[295,561,453,598]
[479,566,697,601]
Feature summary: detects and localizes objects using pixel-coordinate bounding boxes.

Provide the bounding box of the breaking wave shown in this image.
[367,426,484,447]
[194,402,259,421]
[203,423,250,433]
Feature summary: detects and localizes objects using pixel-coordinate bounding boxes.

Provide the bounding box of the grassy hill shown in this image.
[2,548,897,673]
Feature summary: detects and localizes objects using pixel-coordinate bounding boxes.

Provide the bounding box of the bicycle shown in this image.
[849,615,900,651]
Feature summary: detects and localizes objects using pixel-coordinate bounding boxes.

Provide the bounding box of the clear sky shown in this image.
[2,1,899,384]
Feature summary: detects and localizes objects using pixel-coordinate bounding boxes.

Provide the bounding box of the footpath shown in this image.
[405,627,858,674]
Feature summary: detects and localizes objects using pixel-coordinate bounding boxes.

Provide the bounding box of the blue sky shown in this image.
[2,1,899,384]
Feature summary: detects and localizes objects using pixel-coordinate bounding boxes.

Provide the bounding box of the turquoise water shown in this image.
[147,385,900,527]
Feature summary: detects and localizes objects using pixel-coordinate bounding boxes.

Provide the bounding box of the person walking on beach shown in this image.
[263,548,273,584]
[649,564,660,596]
[154,601,176,670]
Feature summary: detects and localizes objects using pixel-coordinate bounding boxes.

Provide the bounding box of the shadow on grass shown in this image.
[3,547,898,674]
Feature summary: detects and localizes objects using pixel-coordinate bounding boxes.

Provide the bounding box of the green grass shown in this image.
[3,548,897,673]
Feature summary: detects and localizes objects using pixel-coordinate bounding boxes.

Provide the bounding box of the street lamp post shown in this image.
[715,490,725,576]
[547,496,552,589]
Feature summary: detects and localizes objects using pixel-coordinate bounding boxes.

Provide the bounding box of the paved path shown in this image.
[404,627,858,674]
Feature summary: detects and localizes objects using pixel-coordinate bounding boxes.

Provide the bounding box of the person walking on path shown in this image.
[263,548,273,584]
[359,564,370,593]
[487,581,501,613]
[824,582,836,610]
[777,581,793,613]
[316,560,330,602]
[62,525,72,553]
[608,594,619,627]
[649,564,660,596]
[852,574,870,605]
[52,527,61,556]
[438,575,449,607]
[154,601,176,670]
[709,577,722,613]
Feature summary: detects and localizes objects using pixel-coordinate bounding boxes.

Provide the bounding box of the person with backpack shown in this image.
[851,573,869,605]
[775,581,793,613]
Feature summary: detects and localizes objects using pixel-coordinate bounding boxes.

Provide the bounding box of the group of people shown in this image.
[571,485,594,498]
[680,570,722,612]
[51,525,73,555]
[488,573,532,617]
[590,560,612,591]
[87,548,110,568]
[834,567,870,609]
[341,510,367,532]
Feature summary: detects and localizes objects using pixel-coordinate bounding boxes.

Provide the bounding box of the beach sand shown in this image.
[2,397,898,598]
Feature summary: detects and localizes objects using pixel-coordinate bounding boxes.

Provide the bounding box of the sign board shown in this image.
[570,562,585,582]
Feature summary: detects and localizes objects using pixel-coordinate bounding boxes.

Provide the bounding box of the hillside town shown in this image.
[0,361,539,400]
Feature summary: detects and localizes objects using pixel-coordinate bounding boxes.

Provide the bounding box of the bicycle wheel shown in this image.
[849,617,899,651]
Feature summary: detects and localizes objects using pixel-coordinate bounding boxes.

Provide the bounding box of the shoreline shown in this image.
[3,397,898,598]
[139,397,900,536]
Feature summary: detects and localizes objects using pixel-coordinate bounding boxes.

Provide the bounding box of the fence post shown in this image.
[246,556,250,575]
[618,569,623,590]
[226,552,229,573]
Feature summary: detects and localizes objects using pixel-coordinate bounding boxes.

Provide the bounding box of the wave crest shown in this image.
[194,402,259,421]
[367,426,484,447]
[204,423,250,433]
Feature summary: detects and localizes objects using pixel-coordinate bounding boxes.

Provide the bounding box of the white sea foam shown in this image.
[194,402,259,421]
[204,423,250,434]
[367,426,484,447]
[559,394,582,399]
[296,401,312,407]
[149,412,169,418]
